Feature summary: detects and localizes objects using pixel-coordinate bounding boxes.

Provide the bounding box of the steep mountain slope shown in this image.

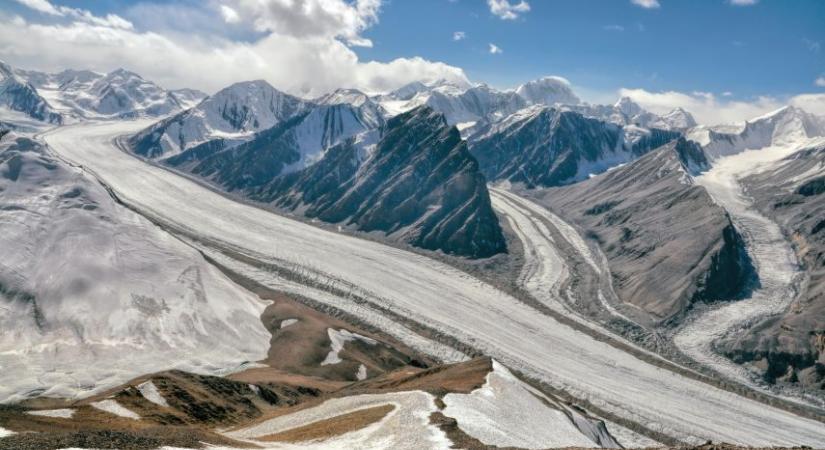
[468,106,681,187]
[164,101,382,190]
[717,144,825,389]
[536,138,751,322]
[0,62,62,124]
[129,80,310,158]
[0,131,270,403]
[253,106,507,259]
[689,106,825,158]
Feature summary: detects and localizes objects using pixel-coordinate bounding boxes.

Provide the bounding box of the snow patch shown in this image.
[90,400,140,420]
[321,328,377,366]
[279,318,298,329]
[137,381,169,408]
[443,361,597,449]
[356,364,368,381]
[26,408,75,419]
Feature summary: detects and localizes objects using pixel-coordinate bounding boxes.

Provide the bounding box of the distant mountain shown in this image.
[688,106,825,158]
[537,138,751,322]
[252,106,507,259]
[19,67,200,120]
[0,61,62,124]
[129,80,311,158]
[566,97,697,131]
[515,76,581,106]
[164,100,382,190]
[467,106,681,187]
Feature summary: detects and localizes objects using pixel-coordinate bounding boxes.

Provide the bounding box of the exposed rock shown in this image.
[537,138,751,322]
[255,106,507,259]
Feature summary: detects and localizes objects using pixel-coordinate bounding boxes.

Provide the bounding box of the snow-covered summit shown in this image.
[693,105,825,158]
[515,76,581,106]
[0,61,62,124]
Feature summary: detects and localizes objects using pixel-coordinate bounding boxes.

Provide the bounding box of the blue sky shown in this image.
[1,0,824,123]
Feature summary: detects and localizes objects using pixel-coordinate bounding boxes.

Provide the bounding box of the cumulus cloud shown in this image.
[630,0,660,9]
[0,0,468,96]
[13,0,133,29]
[489,43,503,54]
[729,0,757,5]
[219,5,240,24]
[453,31,466,41]
[487,0,530,20]
[221,0,381,47]
[603,24,625,32]
[816,77,825,88]
[618,88,825,125]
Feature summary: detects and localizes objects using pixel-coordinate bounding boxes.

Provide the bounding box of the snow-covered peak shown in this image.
[516,76,581,106]
[660,107,698,129]
[201,80,310,132]
[699,105,825,158]
[316,88,371,107]
[614,96,645,118]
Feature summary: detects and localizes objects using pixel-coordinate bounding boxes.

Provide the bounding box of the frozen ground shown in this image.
[227,391,450,449]
[40,121,825,446]
[0,129,270,403]
[676,140,824,391]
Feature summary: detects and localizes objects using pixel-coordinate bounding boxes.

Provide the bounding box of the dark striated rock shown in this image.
[538,138,751,322]
[467,106,680,187]
[255,106,507,259]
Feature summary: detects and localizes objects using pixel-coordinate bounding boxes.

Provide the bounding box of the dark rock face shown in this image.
[255,106,507,259]
[165,112,310,191]
[717,145,825,389]
[538,138,751,322]
[0,63,62,125]
[467,107,680,187]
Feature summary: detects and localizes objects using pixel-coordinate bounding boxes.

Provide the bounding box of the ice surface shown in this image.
[90,399,140,419]
[0,130,270,403]
[41,121,825,446]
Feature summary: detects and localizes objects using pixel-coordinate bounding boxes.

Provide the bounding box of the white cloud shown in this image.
[729,0,757,5]
[12,0,133,29]
[0,3,467,96]
[13,0,59,15]
[487,0,530,20]
[219,5,240,24]
[221,0,381,47]
[453,31,466,41]
[489,43,503,54]
[603,24,625,32]
[618,88,781,125]
[815,77,825,88]
[630,0,660,9]
[790,94,825,116]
